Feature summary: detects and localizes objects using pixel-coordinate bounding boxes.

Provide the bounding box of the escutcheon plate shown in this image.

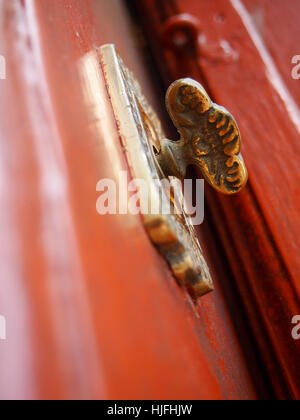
[99,44,213,298]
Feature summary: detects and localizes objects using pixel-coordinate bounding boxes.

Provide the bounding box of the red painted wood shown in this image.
[0,0,261,399]
[135,0,300,399]
[243,0,300,108]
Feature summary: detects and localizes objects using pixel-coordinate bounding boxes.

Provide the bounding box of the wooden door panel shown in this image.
[0,0,263,399]
[243,0,300,108]
[135,0,300,399]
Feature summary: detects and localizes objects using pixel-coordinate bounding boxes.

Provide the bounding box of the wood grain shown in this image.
[136,0,300,399]
[0,0,260,399]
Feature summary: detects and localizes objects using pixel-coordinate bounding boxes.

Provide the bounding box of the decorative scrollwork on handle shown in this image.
[157,78,248,194]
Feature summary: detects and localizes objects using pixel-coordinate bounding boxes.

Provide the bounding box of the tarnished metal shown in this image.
[158,78,248,194]
[99,44,213,298]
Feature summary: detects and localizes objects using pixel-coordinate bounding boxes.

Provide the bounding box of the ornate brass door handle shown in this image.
[96,44,247,299]
[157,78,248,194]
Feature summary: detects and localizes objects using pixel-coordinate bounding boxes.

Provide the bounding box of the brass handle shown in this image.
[157,78,248,194]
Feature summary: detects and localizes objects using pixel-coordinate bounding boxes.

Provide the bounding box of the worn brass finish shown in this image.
[99,45,213,299]
[158,78,248,194]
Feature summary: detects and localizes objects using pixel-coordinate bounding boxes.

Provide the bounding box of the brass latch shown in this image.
[157,78,247,195]
[97,44,247,299]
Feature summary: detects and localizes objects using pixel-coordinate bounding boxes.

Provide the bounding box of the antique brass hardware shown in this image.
[157,79,248,195]
[97,44,246,299]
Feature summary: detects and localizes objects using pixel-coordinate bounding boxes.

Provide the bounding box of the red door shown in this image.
[0,0,299,400]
